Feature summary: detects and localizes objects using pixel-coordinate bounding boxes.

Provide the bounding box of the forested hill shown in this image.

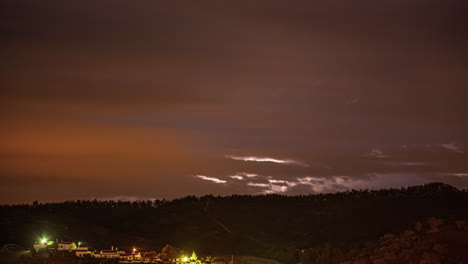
[1,183,468,263]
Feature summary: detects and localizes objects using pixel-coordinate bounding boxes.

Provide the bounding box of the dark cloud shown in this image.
[1,0,468,203]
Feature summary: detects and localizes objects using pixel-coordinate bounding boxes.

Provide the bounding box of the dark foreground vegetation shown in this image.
[1,183,467,263]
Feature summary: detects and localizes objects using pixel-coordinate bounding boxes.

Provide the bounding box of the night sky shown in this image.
[1,0,468,203]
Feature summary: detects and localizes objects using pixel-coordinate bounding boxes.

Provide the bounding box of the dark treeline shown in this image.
[3,182,466,209]
[1,182,468,263]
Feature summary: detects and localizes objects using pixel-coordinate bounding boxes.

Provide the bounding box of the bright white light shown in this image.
[226,155,308,167]
[195,175,226,184]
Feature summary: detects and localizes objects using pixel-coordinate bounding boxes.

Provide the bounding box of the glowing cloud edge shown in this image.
[225,155,309,167]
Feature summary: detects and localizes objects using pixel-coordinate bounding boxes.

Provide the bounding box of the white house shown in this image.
[58,242,77,251]
[133,252,142,261]
[75,247,90,257]
[100,249,121,258]
[119,253,134,261]
[119,252,142,261]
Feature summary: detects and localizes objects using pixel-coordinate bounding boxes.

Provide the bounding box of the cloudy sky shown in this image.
[1,0,468,203]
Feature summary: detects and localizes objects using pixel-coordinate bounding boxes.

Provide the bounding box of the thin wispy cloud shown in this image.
[346,98,360,105]
[441,143,463,153]
[226,155,309,167]
[363,148,388,158]
[447,173,468,177]
[247,182,270,188]
[385,161,427,167]
[400,162,427,166]
[228,172,258,180]
[264,184,289,194]
[194,175,227,184]
[267,178,287,184]
[245,175,359,194]
[240,172,258,178]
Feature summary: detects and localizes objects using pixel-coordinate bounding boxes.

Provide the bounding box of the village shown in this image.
[28,237,216,264]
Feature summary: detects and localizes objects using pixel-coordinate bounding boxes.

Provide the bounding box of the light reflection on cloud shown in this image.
[247,182,270,188]
[228,172,258,180]
[264,184,288,194]
[267,178,287,184]
[240,172,258,177]
[225,155,309,167]
[196,165,468,195]
[194,175,226,184]
[246,175,359,194]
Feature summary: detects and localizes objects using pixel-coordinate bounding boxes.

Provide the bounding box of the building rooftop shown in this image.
[102,250,118,253]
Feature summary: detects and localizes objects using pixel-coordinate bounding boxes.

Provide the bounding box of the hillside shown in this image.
[1,183,467,263]
[333,218,468,264]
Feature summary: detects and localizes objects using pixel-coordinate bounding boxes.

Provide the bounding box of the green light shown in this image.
[41,238,47,244]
